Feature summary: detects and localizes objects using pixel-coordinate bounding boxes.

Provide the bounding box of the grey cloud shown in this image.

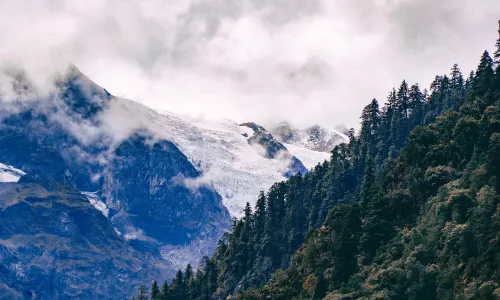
[1,0,499,130]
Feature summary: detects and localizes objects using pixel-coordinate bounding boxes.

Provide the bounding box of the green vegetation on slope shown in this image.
[137,22,500,300]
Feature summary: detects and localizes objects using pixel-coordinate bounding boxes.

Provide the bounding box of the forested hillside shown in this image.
[136,22,500,300]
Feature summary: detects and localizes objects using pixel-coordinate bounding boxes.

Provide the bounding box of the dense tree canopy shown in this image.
[135,21,500,300]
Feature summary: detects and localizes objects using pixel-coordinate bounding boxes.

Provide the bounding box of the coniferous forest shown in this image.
[135,22,500,300]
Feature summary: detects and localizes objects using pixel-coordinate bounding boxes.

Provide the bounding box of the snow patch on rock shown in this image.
[0,163,25,183]
[284,143,330,170]
[81,192,109,218]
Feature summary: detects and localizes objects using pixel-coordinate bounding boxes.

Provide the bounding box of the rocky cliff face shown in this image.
[0,181,171,299]
[239,122,307,177]
[103,131,229,246]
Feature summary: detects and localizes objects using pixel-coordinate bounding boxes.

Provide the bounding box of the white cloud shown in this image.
[0,0,499,129]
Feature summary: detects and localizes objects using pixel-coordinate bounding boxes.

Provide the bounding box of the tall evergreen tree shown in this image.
[471,51,495,108]
[450,64,465,108]
[409,84,425,127]
[170,270,185,300]
[254,191,267,239]
[360,99,380,162]
[151,280,161,300]
[184,264,193,285]
[161,281,170,300]
[494,20,500,70]
[360,157,376,209]
[396,80,410,119]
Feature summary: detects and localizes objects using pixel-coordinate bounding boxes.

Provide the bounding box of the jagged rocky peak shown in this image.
[55,65,113,120]
[239,122,307,177]
[239,122,288,159]
[268,121,348,153]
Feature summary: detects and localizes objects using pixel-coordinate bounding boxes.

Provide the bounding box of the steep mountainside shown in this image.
[141,21,500,300]
[0,67,231,294]
[0,180,171,299]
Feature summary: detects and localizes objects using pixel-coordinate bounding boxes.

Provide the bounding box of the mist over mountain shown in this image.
[0,65,335,298]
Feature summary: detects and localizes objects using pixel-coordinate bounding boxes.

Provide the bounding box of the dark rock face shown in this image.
[104,132,228,245]
[0,67,231,298]
[239,122,307,176]
[0,181,171,299]
[56,66,112,121]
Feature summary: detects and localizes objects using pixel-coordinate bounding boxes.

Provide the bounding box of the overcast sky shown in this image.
[1,0,499,129]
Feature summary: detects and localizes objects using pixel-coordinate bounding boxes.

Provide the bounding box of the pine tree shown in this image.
[450,64,465,108]
[265,183,287,267]
[427,75,444,121]
[151,280,161,300]
[170,270,185,299]
[360,157,376,209]
[494,20,500,71]
[239,202,253,273]
[184,264,193,284]
[183,264,194,300]
[471,51,494,107]
[242,202,253,241]
[360,99,380,161]
[254,191,267,240]
[161,281,169,300]
[397,80,410,119]
[409,84,425,127]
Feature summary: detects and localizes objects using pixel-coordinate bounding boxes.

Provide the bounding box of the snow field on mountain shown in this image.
[0,163,25,183]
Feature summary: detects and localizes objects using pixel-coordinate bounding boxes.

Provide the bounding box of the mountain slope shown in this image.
[0,67,231,280]
[0,65,333,294]
[142,22,500,300]
[0,180,171,299]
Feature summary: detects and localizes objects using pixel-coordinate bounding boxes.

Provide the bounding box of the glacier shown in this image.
[104,99,338,217]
